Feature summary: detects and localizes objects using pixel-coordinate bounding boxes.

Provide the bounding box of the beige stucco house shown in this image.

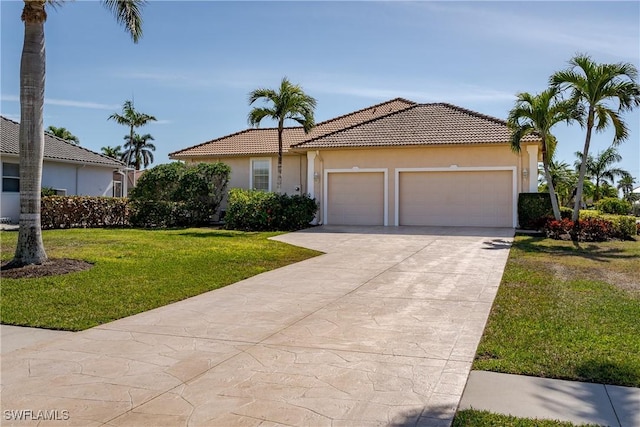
[170,98,541,228]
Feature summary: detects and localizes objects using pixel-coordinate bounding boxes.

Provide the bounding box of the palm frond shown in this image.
[102,0,145,43]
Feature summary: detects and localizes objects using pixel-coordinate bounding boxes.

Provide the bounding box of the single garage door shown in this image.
[399,170,513,227]
[327,172,384,225]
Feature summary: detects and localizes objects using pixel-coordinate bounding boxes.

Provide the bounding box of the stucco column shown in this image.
[306,151,318,225]
[526,145,539,192]
[306,151,317,198]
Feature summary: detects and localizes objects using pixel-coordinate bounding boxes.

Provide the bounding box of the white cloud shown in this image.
[1,94,120,110]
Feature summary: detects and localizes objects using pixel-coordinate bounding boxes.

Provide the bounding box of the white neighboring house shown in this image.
[1,116,128,223]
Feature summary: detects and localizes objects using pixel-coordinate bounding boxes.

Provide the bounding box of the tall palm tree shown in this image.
[574,146,628,202]
[101,145,123,160]
[507,88,582,220]
[122,133,155,170]
[108,99,156,150]
[11,0,146,267]
[248,77,316,193]
[551,54,640,221]
[617,174,638,203]
[46,125,79,144]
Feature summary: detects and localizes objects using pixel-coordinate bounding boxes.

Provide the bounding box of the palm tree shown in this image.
[248,77,316,193]
[574,146,628,202]
[539,158,578,207]
[101,145,123,160]
[46,125,79,144]
[108,99,156,151]
[122,133,155,170]
[551,54,640,221]
[11,0,145,267]
[507,88,582,220]
[617,174,639,203]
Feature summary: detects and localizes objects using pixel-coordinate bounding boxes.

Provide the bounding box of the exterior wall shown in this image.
[308,144,528,226]
[1,158,117,223]
[186,155,307,209]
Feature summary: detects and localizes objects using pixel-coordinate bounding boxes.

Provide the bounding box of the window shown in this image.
[113,181,122,197]
[2,162,19,192]
[251,158,271,191]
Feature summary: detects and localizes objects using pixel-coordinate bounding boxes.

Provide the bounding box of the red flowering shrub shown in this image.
[543,218,574,240]
[543,217,616,242]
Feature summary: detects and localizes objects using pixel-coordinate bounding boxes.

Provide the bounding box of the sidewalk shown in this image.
[459,370,640,427]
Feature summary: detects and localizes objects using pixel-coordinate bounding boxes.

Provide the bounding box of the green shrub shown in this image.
[225,188,317,231]
[560,206,573,219]
[41,196,129,229]
[633,203,640,217]
[41,187,56,197]
[518,193,555,229]
[579,209,600,219]
[600,214,637,239]
[128,200,186,228]
[130,162,231,228]
[596,197,632,215]
[578,210,637,239]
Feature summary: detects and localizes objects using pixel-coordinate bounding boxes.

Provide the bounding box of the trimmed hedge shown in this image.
[518,193,554,229]
[596,197,632,215]
[41,196,129,229]
[225,188,317,231]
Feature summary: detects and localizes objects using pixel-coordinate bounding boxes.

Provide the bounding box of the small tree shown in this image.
[46,125,79,144]
[617,174,639,203]
[573,146,628,202]
[248,77,316,193]
[101,145,123,160]
[122,132,155,170]
[507,88,582,220]
[551,54,640,222]
[108,100,156,168]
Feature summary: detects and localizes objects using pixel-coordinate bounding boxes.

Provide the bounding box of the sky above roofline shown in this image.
[1,1,638,180]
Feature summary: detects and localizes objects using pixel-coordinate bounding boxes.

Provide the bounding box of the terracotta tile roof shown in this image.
[294,103,540,149]
[1,116,125,167]
[169,98,416,158]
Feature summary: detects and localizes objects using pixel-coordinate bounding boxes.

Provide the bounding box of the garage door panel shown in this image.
[399,171,512,227]
[328,173,384,225]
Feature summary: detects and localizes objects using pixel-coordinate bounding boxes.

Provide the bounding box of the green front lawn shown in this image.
[0,228,320,331]
[453,410,598,427]
[474,235,640,387]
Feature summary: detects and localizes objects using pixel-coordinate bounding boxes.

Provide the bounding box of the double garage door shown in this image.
[326,169,514,227]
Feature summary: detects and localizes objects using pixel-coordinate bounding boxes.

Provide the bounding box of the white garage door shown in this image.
[398,170,513,227]
[327,172,384,225]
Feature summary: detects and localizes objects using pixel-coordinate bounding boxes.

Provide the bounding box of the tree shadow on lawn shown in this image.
[575,359,640,389]
[482,239,513,250]
[514,236,637,263]
[176,230,263,238]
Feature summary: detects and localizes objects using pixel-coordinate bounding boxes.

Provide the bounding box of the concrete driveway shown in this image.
[1,226,513,426]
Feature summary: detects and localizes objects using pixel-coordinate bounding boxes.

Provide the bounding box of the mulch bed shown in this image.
[1,258,93,279]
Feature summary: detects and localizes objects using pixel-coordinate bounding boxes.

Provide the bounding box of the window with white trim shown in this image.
[2,162,19,192]
[250,158,271,191]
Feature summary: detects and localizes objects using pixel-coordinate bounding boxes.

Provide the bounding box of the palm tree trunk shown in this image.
[572,109,594,222]
[12,0,48,266]
[276,124,283,193]
[541,146,561,220]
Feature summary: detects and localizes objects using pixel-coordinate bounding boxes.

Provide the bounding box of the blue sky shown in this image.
[2,1,639,182]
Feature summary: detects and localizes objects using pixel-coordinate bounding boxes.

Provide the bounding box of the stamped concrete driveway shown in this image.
[1,226,513,426]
